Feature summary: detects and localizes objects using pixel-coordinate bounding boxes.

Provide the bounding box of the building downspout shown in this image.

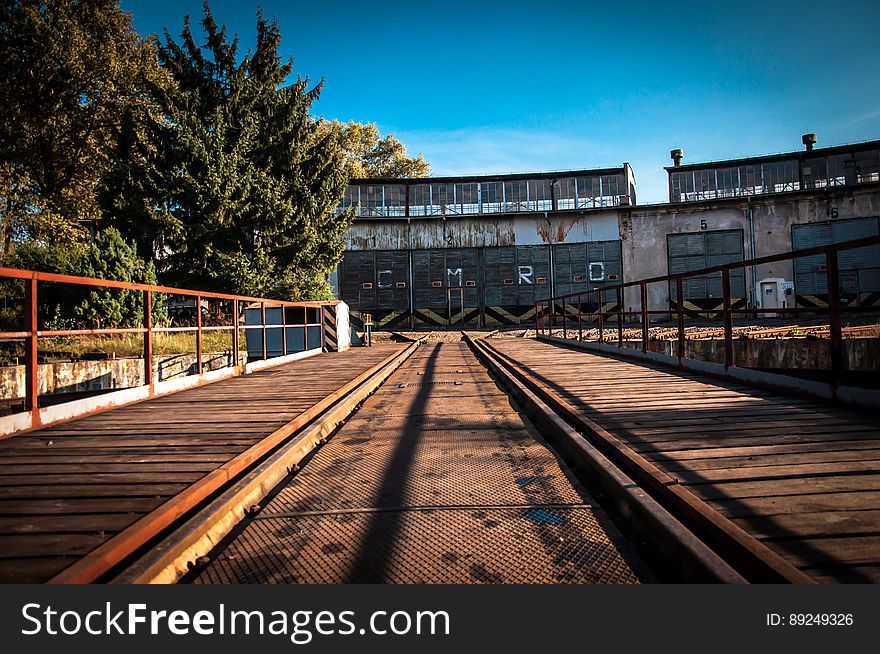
[747,196,757,311]
[544,213,555,300]
[408,216,415,329]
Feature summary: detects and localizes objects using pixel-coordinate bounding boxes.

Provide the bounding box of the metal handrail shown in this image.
[535,234,880,387]
[0,267,337,427]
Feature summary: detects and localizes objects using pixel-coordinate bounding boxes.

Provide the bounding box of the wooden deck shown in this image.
[488,338,880,583]
[0,344,404,583]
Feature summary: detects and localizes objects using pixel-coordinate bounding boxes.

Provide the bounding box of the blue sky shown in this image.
[121,0,880,203]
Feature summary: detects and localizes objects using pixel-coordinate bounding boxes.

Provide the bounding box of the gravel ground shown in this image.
[369,321,880,343]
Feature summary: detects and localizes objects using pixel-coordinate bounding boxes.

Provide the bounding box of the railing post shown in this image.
[597,290,604,343]
[24,278,38,423]
[722,270,733,369]
[578,293,583,341]
[143,290,153,390]
[232,299,240,369]
[304,306,309,351]
[562,298,567,340]
[826,250,843,388]
[616,287,623,348]
[534,301,539,334]
[676,278,685,360]
[261,302,267,360]
[281,303,287,356]
[196,294,203,375]
[640,282,648,353]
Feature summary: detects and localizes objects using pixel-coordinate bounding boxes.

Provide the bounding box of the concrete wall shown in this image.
[344,210,623,251]
[0,351,245,402]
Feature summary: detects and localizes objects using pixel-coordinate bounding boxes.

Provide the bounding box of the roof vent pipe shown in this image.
[670,149,684,167]
[802,133,817,152]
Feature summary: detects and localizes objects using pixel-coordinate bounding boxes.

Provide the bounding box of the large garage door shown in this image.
[792,217,880,302]
[668,230,745,307]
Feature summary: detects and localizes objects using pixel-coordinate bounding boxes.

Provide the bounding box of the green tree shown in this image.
[315,120,430,178]
[75,227,166,328]
[0,0,166,245]
[105,3,352,300]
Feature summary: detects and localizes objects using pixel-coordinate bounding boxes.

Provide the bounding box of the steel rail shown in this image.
[50,340,420,584]
[464,333,745,583]
[474,337,814,583]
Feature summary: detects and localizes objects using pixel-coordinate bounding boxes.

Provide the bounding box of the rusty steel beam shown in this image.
[143,290,153,391]
[722,269,733,369]
[24,278,38,424]
[0,266,332,307]
[50,341,419,584]
[476,338,814,584]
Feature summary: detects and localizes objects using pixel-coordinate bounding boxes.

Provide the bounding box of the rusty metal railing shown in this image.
[0,267,333,431]
[535,234,880,387]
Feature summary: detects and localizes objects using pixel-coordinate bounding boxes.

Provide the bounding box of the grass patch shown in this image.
[1,331,238,361]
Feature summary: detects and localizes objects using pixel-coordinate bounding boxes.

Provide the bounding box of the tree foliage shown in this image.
[0,0,165,247]
[9,228,165,328]
[76,227,166,327]
[100,4,354,300]
[315,120,430,179]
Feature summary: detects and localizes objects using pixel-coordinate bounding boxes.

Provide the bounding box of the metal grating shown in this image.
[194,508,640,584]
[192,342,646,584]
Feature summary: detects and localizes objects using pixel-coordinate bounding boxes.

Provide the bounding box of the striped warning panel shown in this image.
[484,305,536,326]
[671,297,746,319]
[323,304,338,351]
[797,292,880,309]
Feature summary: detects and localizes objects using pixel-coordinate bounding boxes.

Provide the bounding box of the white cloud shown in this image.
[843,108,880,127]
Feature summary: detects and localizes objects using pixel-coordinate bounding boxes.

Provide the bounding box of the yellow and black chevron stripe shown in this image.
[374,309,410,329]
[323,305,337,351]
[670,297,746,319]
[796,292,880,309]
[484,305,537,326]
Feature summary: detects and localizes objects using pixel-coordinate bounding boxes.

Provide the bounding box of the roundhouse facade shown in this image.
[335,139,880,328]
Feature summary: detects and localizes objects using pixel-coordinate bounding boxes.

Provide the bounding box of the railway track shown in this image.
[2,333,877,583]
[483,337,880,583]
[0,343,414,583]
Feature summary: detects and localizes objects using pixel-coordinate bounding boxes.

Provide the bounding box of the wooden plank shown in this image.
[0,484,188,499]
[711,490,880,519]
[0,532,109,557]
[729,509,880,539]
[630,432,880,453]
[764,535,880,568]
[0,462,223,474]
[0,513,137,534]
[686,473,880,500]
[651,448,880,472]
[0,557,77,583]
[0,472,205,486]
[671,460,880,484]
[642,439,880,462]
[805,565,880,583]
[0,497,164,514]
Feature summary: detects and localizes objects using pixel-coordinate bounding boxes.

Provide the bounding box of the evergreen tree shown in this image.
[107,3,353,299]
[75,227,167,328]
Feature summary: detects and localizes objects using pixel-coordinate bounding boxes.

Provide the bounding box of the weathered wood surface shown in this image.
[0,345,404,583]
[490,338,880,583]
